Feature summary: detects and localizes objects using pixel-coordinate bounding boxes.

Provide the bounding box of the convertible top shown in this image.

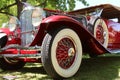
[68,4,120,19]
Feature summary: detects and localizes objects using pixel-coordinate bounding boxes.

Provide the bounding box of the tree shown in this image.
[0,0,89,26]
[0,0,89,17]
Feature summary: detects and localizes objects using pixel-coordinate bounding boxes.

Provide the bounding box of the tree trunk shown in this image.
[15,0,27,19]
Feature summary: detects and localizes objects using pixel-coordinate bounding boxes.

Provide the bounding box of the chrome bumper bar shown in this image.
[0,54,41,58]
[0,44,41,52]
[0,44,41,58]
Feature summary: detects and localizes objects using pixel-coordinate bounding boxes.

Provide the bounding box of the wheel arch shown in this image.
[44,21,96,54]
[32,15,86,46]
[45,21,109,55]
[34,15,109,54]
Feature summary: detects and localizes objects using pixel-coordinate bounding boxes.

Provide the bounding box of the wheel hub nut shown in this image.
[68,48,75,57]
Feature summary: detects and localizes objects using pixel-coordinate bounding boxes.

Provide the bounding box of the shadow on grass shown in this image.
[21,66,46,74]
[71,56,120,80]
[0,55,120,80]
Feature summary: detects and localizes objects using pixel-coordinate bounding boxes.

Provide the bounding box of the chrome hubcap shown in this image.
[68,48,75,57]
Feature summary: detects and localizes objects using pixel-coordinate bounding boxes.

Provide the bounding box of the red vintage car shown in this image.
[0,3,119,79]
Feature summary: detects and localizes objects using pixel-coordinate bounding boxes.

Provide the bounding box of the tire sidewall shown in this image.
[41,27,82,78]
[93,18,109,48]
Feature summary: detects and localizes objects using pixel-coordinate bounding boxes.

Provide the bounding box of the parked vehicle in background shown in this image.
[0,3,120,79]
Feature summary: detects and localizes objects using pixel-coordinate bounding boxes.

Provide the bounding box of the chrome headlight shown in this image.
[8,16,19,31]
[32,7,46,27]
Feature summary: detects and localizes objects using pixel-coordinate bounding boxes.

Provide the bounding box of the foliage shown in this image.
[0,0,89,26]
[0,0,89,16]
[28,0,89,11]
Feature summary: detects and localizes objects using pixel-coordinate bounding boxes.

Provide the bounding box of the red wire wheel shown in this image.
[94,18,109,48]
[56,38,76,69]
[41,27,82,78]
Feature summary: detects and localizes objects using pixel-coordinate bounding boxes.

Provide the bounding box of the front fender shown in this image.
[42,15,80,24]
[31,15,82,45]
[0,28,11,35]
[33,15,109,55]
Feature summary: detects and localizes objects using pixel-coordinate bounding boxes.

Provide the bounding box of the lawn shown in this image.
[0,54,120,80]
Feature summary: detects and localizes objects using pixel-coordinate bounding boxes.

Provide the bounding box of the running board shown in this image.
[109,49,120,54]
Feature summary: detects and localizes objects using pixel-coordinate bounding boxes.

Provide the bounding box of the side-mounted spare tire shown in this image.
[88,18,109,57]
[93,18,109,48]
[41,27,83,79]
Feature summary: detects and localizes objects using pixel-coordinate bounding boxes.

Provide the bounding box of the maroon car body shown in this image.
[69,4,120,52]
[0,3,119,79]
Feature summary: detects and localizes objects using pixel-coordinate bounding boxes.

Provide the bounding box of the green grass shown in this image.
[0,54,120,80]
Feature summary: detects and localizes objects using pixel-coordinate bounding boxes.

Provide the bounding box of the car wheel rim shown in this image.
[56,38,76,69]
[50,28,82,78]
[96,25,105,44]
[94,19,108,48]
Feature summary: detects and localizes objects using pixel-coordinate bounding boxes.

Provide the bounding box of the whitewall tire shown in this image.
[41,27,82,78]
